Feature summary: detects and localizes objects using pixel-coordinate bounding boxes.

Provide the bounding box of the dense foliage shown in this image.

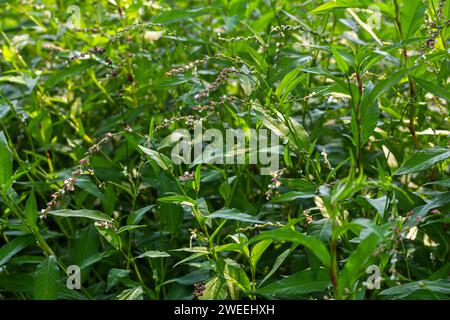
[0,0,449,300]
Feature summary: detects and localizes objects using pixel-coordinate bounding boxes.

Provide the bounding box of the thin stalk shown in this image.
[394,0,417,143]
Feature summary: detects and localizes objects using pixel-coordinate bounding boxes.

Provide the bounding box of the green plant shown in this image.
[0,0,449,300]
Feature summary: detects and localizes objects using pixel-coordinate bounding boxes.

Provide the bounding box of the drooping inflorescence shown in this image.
[194,67,239,100]
[164,56,211,77]
[39,132,114,219]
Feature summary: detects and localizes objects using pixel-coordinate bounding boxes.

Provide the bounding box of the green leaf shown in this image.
[395,148,450,175]
[338,233,383,295]
[0,235,34,266]
[49,209,113,222]
[256,269,330,299]
[0,131,13,189]
[400,0,426,39]
[199,276,228,300]
[366,67,415,103]
[405,193,450,228]
[139,145,174,171]
[117,225,146,234]
[77,177,104,200]
[301,67,348,90]
[208,208,263,224]
[0,274,34,293]
[107,268,131,291]
[172,252,208,268]
[250,240,272,270]
[44,60,95,89]
[254,105,310,153]
[224,259,251,298]
[365,196,388,218]
[127,205,155,225]
[309,0,367,14]
[275,67,306,104]
[117,286,144,300]
[414,77,450,102]
[332,222,363,240]
[158,175,184,235]
[96,227,122,250]
[250,229,331,268]
[357,84,378,147]
[380,280,450,299]
[279,178,316,192]
[78,250,115,269]
[241,20,265,47]
[34,255,60,300]
[152,8,210,24]
[424,178,450,188]
[162,269,210,286]
[24,191,38,228]
[308,218,333,242]
[0,103,10,120]
[428,263,450,281]
[358,67,415,146]
[158,194,195,206]
[271,191,315,203]
[136,250,171,259]
[331,46,349,74]
[258,247,294,287]
[71,225,100,279]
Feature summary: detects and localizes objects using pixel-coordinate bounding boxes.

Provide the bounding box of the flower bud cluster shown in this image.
[94,220,113,229]
[193,282,205,299]
[265,169,285,200]
[192,95,237,112]
[194,67,239,100]
[420,1,449,55]
[39,132,114,219]
[217,33,258,42]
[165,56,210,77]
[178,171,194,182]
[155,115,195,131]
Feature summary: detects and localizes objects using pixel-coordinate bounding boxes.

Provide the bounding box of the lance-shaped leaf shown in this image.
[414,77,450,102]
[34,255,60,300]
[357,67,415,146]
[256,269,330,299]
[0,131,12,189]
[309,0,368,14]
[0,235,34,266]
[338,232,383,296]
[139,145,174,171]
[49,209,113,222]
[380,280,450,299]
[249,229,331,268]
[208,208,263,224]
[136,250,171,259]
[395,148,450,175]
[400,0,426,39]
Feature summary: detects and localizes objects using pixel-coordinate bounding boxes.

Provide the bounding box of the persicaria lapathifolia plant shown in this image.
[0,0,449,301]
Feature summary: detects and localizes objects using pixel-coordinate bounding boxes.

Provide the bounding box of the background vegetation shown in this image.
[0,0,449,300]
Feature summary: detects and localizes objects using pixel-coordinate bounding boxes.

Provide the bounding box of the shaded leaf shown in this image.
[208,208,263,224]
[414,77,450,102]
[0,131,12,189]
[395,148,450,175]
[49,209,113,222]
[250,229,331,268]
[139,145,174,171]
[34,255,60,300]
[117,286,144,300]
[136,250,171,259]
[380,280,450,299]
[256,269,330,299]
[0,235,34,266]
